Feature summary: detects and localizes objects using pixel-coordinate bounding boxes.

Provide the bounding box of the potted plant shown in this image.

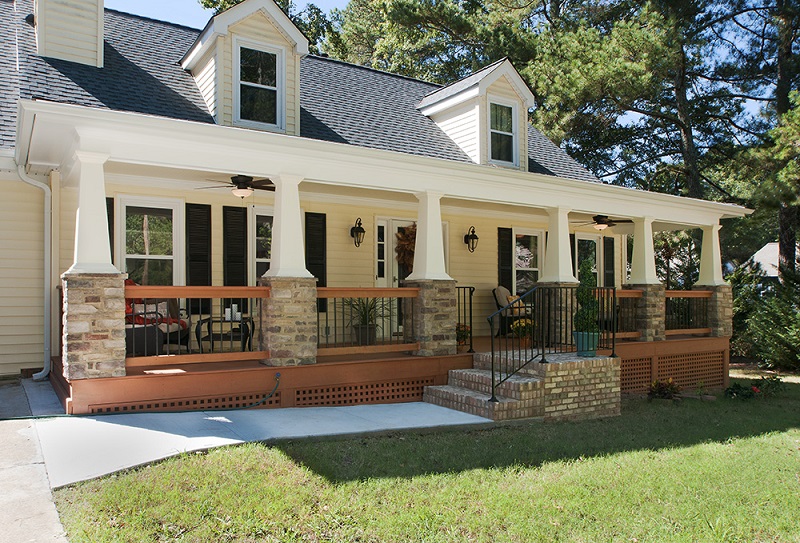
[573,259,600,356]
[456,323,471,351]
[345,297,387,346]
[510,318,534,348]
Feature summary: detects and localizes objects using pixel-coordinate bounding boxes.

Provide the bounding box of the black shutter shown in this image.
[106,197,114,261]
[305,212,327,311]
[223,206,248,286]
[603,236,616,288]
[569,233,576,276]
[186,203,212,313]
[498,227,513,290]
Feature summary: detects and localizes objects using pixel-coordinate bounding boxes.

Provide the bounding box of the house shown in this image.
[0,0,748,418]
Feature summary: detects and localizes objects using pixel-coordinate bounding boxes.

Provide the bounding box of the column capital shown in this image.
[73,150,110,165]
[264,172,312,278]
[697,223,726,286]
[274,173,304,187]
[539,206,578,283]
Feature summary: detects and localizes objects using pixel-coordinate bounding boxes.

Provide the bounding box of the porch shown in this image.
[51,282,730,417]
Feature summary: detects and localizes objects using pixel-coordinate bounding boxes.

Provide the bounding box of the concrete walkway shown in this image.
[1,377,491,542]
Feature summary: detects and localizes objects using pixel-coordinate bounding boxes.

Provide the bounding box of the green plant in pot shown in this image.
[345,297,388,346]
[573,259,600,356]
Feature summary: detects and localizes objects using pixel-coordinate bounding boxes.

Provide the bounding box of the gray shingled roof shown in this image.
[0,0,598,183]
[416,57,506,110]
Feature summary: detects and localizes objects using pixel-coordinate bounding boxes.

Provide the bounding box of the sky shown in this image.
[104,0,349,29]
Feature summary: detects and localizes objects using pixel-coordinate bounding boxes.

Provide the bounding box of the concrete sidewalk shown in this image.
[1,377,491,542]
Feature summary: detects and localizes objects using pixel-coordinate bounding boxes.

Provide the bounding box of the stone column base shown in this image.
[61,272,127,380]
[627,283,665,342]
[403,279,457,357]
[698,284,733,337]
[258,276,317,366]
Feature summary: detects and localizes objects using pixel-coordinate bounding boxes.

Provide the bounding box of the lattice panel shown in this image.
[657,351,725,390]
[621,357,653,393]
[89,392,282,414]
[295,379,435,406]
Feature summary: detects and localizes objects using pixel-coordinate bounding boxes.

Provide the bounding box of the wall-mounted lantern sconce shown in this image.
[464,226,479,253]
[351,217,366,247]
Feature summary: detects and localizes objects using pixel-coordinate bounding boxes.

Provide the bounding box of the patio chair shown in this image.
[492,286,528,337]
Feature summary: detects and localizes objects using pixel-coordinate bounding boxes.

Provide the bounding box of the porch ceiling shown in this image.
[17,100,751,228]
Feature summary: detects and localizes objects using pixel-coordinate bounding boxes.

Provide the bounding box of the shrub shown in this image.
[574,259,599,333]
[648,379,681,399]
[747,263,800,370]
[725,376,785,400]
[510,318,534,338]
[455,323,471,345]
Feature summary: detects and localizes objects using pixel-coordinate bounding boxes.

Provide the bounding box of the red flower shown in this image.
[752,386,761,393]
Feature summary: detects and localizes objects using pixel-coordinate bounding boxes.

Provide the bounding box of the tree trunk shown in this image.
[674,44,703,199]
[776,0,797,278]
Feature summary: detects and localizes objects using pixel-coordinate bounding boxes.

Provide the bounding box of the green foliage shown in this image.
[748,261,800,370]
[648,378,681,399]
[574,259,599,332]
[455,322,470,344]
[344,297,387,326]
[510,318,533,338]
[726,261,768,357]
[725,375,785,399]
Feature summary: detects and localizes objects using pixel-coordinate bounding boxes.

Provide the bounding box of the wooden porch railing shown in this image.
[665,290,712,336]
[316,287,420,355]
[124,285,270,368]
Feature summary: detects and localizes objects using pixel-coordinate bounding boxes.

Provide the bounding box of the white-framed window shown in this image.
[247,205,274,285]
[488,98,517,166]
[116,196,185,286]
[514,229,543,294]
[233,38,285,130]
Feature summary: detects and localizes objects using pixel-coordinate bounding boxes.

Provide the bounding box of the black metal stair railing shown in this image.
[487,285,617,402]
[456,286,475,353]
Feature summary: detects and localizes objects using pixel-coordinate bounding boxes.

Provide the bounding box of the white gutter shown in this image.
[16,164,52,381]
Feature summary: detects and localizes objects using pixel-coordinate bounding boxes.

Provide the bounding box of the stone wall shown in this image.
[627,284,665,342]
[258,276,317,366]
[61,272,126,380]
[403,279,457,357]
[701,285,733,337]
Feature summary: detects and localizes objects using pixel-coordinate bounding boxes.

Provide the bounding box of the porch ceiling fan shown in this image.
[196,175,275,198]
[578,215,634,231]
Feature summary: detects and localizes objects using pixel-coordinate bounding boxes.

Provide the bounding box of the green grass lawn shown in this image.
[55,377,800,543]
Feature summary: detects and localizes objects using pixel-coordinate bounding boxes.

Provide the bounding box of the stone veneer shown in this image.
[627,284,665,342]
[701,284,733,337]
[258,276,317,366]
[403,279,457,357]
[61,272,127,380]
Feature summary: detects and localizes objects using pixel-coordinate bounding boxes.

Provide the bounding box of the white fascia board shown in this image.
[18,100,750,226]
[418,87,480,116]
[478,60,535,109]
[180,21,220,70]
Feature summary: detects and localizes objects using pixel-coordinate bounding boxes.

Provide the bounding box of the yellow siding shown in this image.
[37,0,102,67]
[218,12,301,135]
[194,49,217,120]
[485,76,529,172]
[431,100,480,163]
[0,180,45,376]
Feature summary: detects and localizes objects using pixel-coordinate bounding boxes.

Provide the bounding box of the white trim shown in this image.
[233,38,286,131]
[115,195,186,286]
[477,60,536,109]
[247,204,275,285]
[95,0,104,68]
[418,87,481,116]
[488,97,518,167]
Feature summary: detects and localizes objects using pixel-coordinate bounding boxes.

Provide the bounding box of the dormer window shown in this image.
[489,101,517,166]
[234,39,285,130]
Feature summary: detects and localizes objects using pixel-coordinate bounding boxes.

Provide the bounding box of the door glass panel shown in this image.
[515,233,539,294]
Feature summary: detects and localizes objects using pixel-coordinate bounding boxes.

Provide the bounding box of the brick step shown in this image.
[447,368,542,401]
[424,384,543,421]
[472,352,546,378]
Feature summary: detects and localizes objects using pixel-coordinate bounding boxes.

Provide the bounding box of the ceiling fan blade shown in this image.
[251,178,276,191]
[195,185,232,190]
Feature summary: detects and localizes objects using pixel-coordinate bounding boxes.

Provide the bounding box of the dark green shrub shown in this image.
[747,263,800,370]
[648,379,681,399]
[574,259,599,333]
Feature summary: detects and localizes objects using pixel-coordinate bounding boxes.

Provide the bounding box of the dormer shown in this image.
[34,0,104,67]
[418,59,535,171]
[181,0,309,135]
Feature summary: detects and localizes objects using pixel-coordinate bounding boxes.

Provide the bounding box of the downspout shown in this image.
[17,164,52,381]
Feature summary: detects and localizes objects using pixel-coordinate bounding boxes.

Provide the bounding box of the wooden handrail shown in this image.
[317,287,420,299]
[665,290,713,299]
[616,289,644,299]
[126,286,271,298]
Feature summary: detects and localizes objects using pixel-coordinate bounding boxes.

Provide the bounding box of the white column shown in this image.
[65,151,118,274]
[697,224,726,286]
[264,173,313,278]
[539,206,577,283]
[406,191,452,281]
[630,217,660,284]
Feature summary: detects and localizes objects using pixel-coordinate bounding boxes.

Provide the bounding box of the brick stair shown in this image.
[423,367,544,421]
